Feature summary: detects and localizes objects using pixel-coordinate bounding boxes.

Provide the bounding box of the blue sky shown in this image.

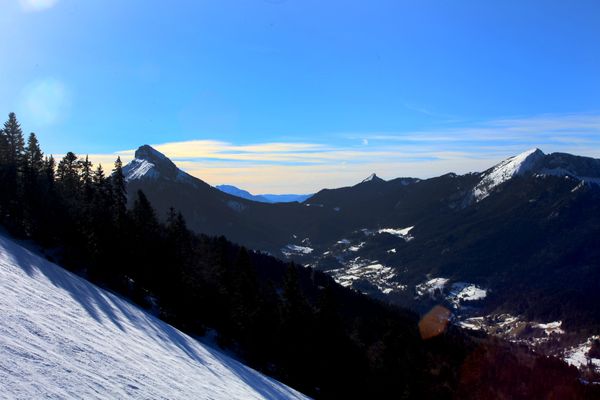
[2,0,600,192]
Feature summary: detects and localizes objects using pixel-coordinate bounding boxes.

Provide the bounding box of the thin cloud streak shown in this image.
[351,113,600,145]
[68,112,600,193]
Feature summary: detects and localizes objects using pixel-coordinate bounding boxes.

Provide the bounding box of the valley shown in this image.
[123,145,600,381]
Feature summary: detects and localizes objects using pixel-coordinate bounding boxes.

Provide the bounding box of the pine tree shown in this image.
[166,207,189,247]
[56,152,81,202]
[0,113,25,228]
[92,164,111,213]
[132,190,158,232]
[228,247,262,357]
[85,164,113,279]
[0,126,9,216]
[278,264,315,384]
[41,155,56,198]
[93,164,111,220]
[75,155,96,263]
[3,112,24,165]
[313,284,356,395]
[93,164,106,189]
[130,190,161,285]
[162,207,190,308]
[21,133,45,237]
[281,265,309,320]
[44,155,56,184]
[56,152,79,180]
[111,156,127,224]
[79,155,93,203]
[25,133,44,173]
[33,155,58,244]
[0,127,8,166]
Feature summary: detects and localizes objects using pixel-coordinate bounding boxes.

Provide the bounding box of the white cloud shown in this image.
[352,113,600,148]
[79,112,600,194]
[20,78,70,127]
[19,0,58,12]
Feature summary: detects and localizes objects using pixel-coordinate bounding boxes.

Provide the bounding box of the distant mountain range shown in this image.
[216,185,311,204]
[123,145,600,344]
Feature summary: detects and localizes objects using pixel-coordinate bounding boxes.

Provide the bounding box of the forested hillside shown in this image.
[1,112,597,399]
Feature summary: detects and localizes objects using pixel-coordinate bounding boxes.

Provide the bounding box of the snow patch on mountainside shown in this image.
[564,336,600,372]
[348,242,365,252]
[377,226,414,241]
[415,279,487,306]
[329,258,406,294]
[473,148,545,201]
[539,168,600,186]
[447,282,487,307]
[124,159,158,181]
[0,234,308,400]
[416,278,449,297]
[282,244,314,256]
[362,173,378,183]
[533,321,564,335]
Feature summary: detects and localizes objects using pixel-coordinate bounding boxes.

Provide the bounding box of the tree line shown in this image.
[0,112,595,399]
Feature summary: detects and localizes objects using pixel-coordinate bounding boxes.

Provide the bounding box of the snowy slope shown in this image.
[0,234,309,400]
[123,158,159,181]
[472,148,545,201]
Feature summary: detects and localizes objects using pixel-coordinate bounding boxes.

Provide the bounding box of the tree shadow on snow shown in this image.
[0,234,305,399]
[0,234,125,332]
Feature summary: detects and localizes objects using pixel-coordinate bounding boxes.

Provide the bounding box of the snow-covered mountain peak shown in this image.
[123,145,195,185]
[509,148,545,170]
[360,173,384,184]
[132,145,178,175]
[473,148,545,201]
[362,173,377,182]
[135,144,171,165]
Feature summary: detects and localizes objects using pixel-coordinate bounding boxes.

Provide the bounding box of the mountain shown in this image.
[216,185,271,202]
[471,148,600,201]
[360,173,386,184]
[472,148,546,201]
[123,144,200,186]
[216,185,311,204]
[122,146,600,339]
[0,233,308,400]
[3,113,599,397]
[301,149,600,362]
[122,145,392,252]
[261,193,312,203]
[0,130,598,397]
[1,213,591,400]
[123,144,302,251]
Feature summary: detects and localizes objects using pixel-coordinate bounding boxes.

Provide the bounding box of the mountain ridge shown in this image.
[216,184,312,204]
[120,145,600,339]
